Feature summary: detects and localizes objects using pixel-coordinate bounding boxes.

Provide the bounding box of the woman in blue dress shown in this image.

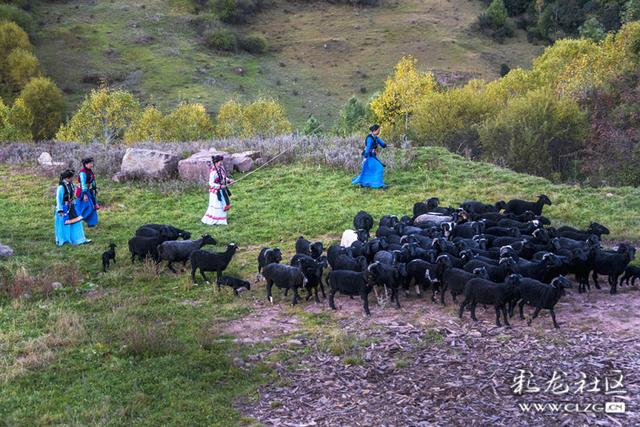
[352,124,388,188]
[54,169,90,246]
[74,157,99,227]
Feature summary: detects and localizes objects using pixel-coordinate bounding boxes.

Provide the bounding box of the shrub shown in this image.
[205,28,237,52]
[19,77,63,140]
[579,17,606,41]
[622,0,640,24]
[163,102,214,141]
[212,0,264,24]
[0,97,33,141]
[369,56,438,137]
[303,115,321,135]
[0,21,31,72]
[0,4,33,33]
[335,96,367,136]
[56,88,141,144]
[123,106,165,144]
[6,48,40,91]
[238,33,268,53]
[503,0,529,16]
[215,100,247,138]
[243,98,292,137]
[478,88,588,180]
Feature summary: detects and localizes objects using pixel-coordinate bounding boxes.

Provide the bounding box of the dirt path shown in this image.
[231,283,640,426]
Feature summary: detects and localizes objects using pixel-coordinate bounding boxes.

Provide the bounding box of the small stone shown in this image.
[0,243,14,258]
[51,282,63,290]
[287,339,303,346]
[233,357,245,367]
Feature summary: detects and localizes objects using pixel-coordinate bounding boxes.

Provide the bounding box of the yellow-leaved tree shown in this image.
[20,77,64,140]
[215,99,291,138]
[123,106,165,144]
[163,102,214,141]
[369,56,438,137]
[57,88,141,143]
[0,97,33,141]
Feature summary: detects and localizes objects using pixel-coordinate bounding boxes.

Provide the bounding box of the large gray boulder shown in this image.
[229,151,261,173]
[116,148,179,181]
[178,149,231,183]
[38,152,64,168]
[0,243,14,259]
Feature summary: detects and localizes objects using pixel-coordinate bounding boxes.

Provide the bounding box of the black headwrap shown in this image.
[81,157,94,166]
[59,169,75,185]
[369,124,380,132]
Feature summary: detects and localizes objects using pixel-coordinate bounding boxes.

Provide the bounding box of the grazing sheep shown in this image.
[216,275,251,295]
[458,274,522,327]
[591,244,636,294]
[190,243,238,284]
[128,230,172,263]
[504,195,552,216]
[353,210,374,232]
[327,244,352,269]
[619,265,640,287]
[257,247,283,279]
[340,229,369,248]
[441,267,489,305]
[262,263,306,305]
[291,254,328,302]
[512,276,572,328]
[135,224,191,240]
[102,243,117,272]
[367,262,406,309]
[327,270,374,315]
[157,234,217,273]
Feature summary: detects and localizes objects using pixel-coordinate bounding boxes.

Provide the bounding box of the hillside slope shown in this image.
[31,0,543,126]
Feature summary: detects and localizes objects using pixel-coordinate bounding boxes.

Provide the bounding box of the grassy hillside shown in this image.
[31,0,543,126]
[1,147,638,424]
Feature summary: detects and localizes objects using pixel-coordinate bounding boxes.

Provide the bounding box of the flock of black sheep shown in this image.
[107,195,639,329]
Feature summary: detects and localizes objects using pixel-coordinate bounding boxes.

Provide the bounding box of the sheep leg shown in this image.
[131,253,136,264]
[200,271,210,285]
[267,280,274,304]
[191,266,197,284]
[458,299,468,318]
[592,271,601,289]
[329,289,337,310]
[113,256,116,264]
[284,288,289,296]
[313,286,320,304]
[550,309,560,329]
[291,287,299,306]
[168,261,178,274]
[518,300,526,320]
[431,283,437,303]
[470,302,478,321]
[494,306,502,327]
[394,288,401,309]
[527,307,541,326]
[319,277,326,298]
[501,306,510,327]
[362,291,371,316]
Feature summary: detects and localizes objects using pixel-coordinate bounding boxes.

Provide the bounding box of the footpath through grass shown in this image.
[0,147,639,425]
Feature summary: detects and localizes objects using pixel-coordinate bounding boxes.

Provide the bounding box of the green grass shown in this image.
[31,0,544,126]
[1,147,639,425]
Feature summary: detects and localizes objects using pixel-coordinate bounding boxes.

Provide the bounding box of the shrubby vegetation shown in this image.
[215,98,292,138]
[370,21,640,184]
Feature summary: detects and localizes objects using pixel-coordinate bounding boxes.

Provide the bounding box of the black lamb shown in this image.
[591,244,636,294]
[504,195,552,216]
[102,243,117,272]
[619,265,640,287]
[190,243,238,284]
[216,275,251,295]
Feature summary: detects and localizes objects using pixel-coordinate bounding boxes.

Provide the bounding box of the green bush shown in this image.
[19,77,63,140]
[6,48,39,91]
[0,4,33,33]
[579,17,606,41]
[478,88,588,181]
[212,0,263,24]
[335,96,367,136]
[303,115,321,136]
[238,33,267,54]
[205,28,237,52]
[486,0,508,28]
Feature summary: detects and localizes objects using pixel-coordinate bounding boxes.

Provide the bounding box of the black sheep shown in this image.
[504,195,552,216]
[291,254,328,302]
[333,254,368,272]
[591,244,636,294]
[262,263,306,305]
[216,275,251,295]
[458,274,521,327]
[128,230,172,263]
[190,243,238,284]
[463,257,515,282]
[557,222,610,240]
[257,247,283,279]
[136,224,191,240]
[619,265,640,287]
[353,210,374,232]
[102,243,117,272]
[512,276,572,328]
[440,267,488,305]
[379,215,399,228]
[327,270,374,316]
[157,234,218,273]
[327,244,352,269]
[367,262,406,309]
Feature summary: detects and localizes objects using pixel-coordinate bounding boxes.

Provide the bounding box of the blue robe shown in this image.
[75,170,99,227]
[352,134,387,188]
[54,185,88,246]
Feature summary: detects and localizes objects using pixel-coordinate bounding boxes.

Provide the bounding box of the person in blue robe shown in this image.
[54,169,90,246]
[352,124,388,188]
[74,157,99,227]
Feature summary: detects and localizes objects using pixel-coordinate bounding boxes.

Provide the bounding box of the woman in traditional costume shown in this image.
[202,155,235,225]
[352,124,388,189]
[74,157,99,227]
[54,169,90,246]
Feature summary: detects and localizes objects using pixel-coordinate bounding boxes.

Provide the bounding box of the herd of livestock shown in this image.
[118,195,639,329]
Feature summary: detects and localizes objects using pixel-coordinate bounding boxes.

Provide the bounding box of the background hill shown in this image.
[31,0,543,125]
